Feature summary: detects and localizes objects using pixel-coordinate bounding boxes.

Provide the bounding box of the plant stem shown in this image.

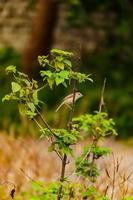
[99,78,106,112]
[36,109,57,137]
[33,117,62,160]
[57,154,67,200]
[57,80,77,200]
[111,154,116,200]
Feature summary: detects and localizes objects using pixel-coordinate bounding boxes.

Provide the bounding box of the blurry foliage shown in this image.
[0,48,21,130]
[64,0,133,138]
[0,182,110,200]
[28,0,37,8]
[0,0,133,138]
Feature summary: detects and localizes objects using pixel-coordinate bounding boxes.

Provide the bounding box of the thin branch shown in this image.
[68,80,76,128]
[20,168,44,188]
[33,118,62,160]
[99,78,106,112]
[111,153,116,200]
[36,108,58,138]
[57,80,77,200]
[54,149,63,161]
[33,118,43,130]
[57,154,67,200]
[37,83,48,91]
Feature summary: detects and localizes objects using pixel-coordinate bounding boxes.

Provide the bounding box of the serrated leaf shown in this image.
[11,82,21,93]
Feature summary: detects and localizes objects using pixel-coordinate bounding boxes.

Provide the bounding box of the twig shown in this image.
[36,108,57,138]
[20,168,44,188]
[33,118,62,160]
[57,154,67,200]
[99,78,106,112]
[111,153,116,200]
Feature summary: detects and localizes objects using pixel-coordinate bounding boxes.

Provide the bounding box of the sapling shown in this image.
[3,49,117,200]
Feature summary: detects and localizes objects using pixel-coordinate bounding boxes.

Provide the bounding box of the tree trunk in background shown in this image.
[21,0,59,78]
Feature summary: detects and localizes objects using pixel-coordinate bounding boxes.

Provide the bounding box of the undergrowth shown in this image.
[2,49,133,199]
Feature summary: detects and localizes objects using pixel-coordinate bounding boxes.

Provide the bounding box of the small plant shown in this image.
[3,49,123,199]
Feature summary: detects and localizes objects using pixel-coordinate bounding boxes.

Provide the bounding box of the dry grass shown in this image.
[0,132,133,199]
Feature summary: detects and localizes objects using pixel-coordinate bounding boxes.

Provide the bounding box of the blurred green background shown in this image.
[0,0,133,138]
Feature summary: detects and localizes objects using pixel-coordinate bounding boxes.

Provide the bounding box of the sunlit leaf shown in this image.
[33,90,39,105]
[6,65,16,74]
[11,82,21,93]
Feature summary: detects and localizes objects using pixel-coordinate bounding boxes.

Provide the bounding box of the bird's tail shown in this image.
[55,102,64,112]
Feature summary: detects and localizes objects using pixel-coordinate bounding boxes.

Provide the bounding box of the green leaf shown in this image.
[2,94,11,102]
[27,102,36,112]
[51,49,73,57]
[55,71,69,86]
[33,90,39,105]
[6,65,17,74]
[59,70,69,79]
[55,76,64,85]
[70,71,93,83]
[18,71,28,78]
[56,56,64,62]
[11,82,21,93]
[26,110,37,119]
[38,55,49,67]
[19,104,27,116]
[64,59,72,67]
[62,81,67,87]
[48,77,54,89]
[19,89,25,98]
[40,70,52,78]
[55,61,64,70]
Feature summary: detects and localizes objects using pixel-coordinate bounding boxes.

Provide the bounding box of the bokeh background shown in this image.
[0,1,133,198]
[0,0,133,138]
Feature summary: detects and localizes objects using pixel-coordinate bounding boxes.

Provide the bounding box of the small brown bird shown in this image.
[55,92,83,112]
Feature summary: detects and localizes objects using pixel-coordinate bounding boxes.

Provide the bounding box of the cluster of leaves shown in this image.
[39,49,92,89]
[2,65,40,119]
[72,112,116,181]
[16,181,109,200]
[41,127,82,156]
[63,0,133,138]
[75,145,110,182]
[72,112,117,138]
[2,49,93,163]
[81,186,109,200]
